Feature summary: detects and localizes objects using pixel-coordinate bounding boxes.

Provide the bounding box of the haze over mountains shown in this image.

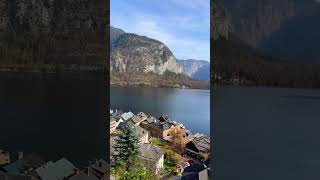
[177,59,209,81]
[218,0,320,62]
[110,26,209,80]
[213,0,320,87]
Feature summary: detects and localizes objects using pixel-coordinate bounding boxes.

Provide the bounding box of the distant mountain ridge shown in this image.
[177,59,210,81]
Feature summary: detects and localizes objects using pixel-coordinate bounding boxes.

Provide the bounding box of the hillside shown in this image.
[0,0,107,72]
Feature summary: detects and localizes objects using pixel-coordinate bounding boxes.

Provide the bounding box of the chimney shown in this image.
[18,152,23,159]
[75,168,79,174]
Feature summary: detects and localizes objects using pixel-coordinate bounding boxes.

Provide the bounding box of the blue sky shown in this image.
[111,0,210,61]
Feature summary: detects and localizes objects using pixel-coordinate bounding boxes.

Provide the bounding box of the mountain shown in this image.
[219,0,298,47]
[110,26,182,75]
[110,26,125,46]
[212,0,231,40]
[0,0,107,67]
[177,60,210,81]
[212,1,320,88]
[0,0,106,33]
[218,0,320,62]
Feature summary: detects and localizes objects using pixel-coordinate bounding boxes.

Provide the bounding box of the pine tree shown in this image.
[112,125,140,171]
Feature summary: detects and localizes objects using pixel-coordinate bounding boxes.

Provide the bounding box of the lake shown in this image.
[0,72,107,166]
[110,87,210,135]
[213,86,320,180]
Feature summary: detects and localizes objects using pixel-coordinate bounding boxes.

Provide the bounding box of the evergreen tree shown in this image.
[112,125,140,171]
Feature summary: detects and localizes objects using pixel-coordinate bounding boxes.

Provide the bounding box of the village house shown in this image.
[110,117,119,134]
[0,174,39,180]
[110,109,124,118]
[1,153,45,174]
[35,158,75,180]
[158,115,171,123]
[120,111,134,121]
[134,126,149,144]
[127,112,148,126]
[87,159,109,180]
[0,150,10,166]
[176,162,190,175]
[181,129,194,145]
[180,164,210,180]
[139,144,164,175]
[184,134,210,161]
[140,116,158,129]
[68,170,99,180]
[148,121,175,139]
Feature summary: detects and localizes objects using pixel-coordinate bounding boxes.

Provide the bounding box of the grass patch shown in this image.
[112,129,123,134]
[151,139,165,147]
[164,159,176,172]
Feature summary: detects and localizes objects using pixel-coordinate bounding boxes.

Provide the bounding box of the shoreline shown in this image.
[0,64,107,74]
[110,81,210,90]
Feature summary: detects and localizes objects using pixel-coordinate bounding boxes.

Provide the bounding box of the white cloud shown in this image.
[111,0,210,61]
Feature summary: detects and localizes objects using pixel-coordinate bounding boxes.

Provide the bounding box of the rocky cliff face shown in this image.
[212,1,231,40]
[0,0,107,66]
[216,0,320,61]
[110,27,182,75]
[0,0,106,32]
[220,0,297,47]
[177,59,210,81]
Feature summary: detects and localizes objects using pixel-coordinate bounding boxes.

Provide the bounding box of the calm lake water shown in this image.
[0,72,107,166]
[110,87,210,135]
[213,86,320,180]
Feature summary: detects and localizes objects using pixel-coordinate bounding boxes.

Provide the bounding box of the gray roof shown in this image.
[146,116,157,124]
[69,171,99,180]
[189,135,210,153]
[134,126,148,138]
[90,159,108,174]
[130,112,147,124]
[0,173,39,180]
[2,160,26,174]
[2,153,45,174]
[139,144,164,163]
[120,111,134,121]
[149,122,174,131]
[35,158,75,180]
[199,168,210,180]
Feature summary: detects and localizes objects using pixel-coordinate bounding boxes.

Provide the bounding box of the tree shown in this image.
[119,166,151,180]
[112,125,140,171]
[169,126,185,153]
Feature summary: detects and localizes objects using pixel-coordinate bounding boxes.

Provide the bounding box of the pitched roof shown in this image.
[69,171,99,180]
[192,135,210,152]
[2,160,26,174]
[2,153,45,174]
[146,116,157,124]
[35,158,75,180]
[121,111,134,121]
[0,173,39,180]
[139,144,164,163]
[130,112,147,124]
[134,126,148,139]
[149,122,174,131]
